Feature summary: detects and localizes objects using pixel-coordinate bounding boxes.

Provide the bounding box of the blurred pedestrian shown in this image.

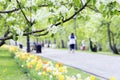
[81,40,86,51]
[68,33,76,53]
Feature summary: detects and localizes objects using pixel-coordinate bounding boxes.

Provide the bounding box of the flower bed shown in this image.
[1,45,116,80]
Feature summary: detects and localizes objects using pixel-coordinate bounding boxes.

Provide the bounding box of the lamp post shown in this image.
[73,15,77,50]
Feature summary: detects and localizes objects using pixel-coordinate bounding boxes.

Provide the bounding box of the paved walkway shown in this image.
[33,48,120,80]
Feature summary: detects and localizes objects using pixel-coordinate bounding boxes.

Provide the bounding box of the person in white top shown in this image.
[68,33,76,53]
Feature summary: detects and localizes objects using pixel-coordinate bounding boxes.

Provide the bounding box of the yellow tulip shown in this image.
[27,62,32,69]
[110,77,116,80]
[47,68,51,73]
[57,62,62,67]
[42,71,46,76]
[35,63,42,71]
[55,64,59,68]
[90,75,95,80]
[58,74,64,80]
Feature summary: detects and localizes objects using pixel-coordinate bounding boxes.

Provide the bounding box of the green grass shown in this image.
[0,48,29,80]
[58,48,119,56]
[67,66,94,79]
[78,50,119,56]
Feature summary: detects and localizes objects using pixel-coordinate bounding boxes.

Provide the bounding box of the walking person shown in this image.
[81,40,86,51]
[68,33,76,53]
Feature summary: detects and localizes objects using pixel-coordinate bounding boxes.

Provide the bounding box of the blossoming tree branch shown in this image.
[0,0,120,54]
[0,0,90,45]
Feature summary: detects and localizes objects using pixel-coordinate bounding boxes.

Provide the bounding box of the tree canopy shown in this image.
[0,0,120,53]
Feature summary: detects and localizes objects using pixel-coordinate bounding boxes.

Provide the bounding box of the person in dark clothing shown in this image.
[68,33,76,53]
[89,38,97,52]
[19,44,23,49]
[36,42,42,53]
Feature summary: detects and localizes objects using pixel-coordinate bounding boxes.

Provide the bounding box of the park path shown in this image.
[33,48,120,80]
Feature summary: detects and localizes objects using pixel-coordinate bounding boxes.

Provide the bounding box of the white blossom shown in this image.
[95,1,101,9]
[85,77,90,80]
[26,14,36,23]
[59,5,68,17]
[21,65,24,67]
[38,72,42,75]
[97,0,117,5]
[5,1,17,10]
[35,8,51,21]
[6,16,15,22]
[81,0,86,5]
[117,0,120,4]
[49,0,56,3]
[32,26,36,31]
[0,14,7,18]
[71,75,77,80]
[11,25,23,36]
[25,0,36,7]
[0,0,6,4]
[69,0,73,3]
[48,25,58,34]
[49,75,53,79]
[76,74,81,78]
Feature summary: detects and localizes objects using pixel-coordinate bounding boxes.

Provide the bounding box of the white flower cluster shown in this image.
[11,25,23,36]
[25,0,36,7]
[48,25,58,34]
[32,25,36,31]
[0,0,6,4]
[26,14,36,22]
[117,0,120,4]
[48,0,69,17]
[49,0,56,3]
[0,14,7,18]
[35,8,51,21]
[5,1,17,10]
[90,13,102,23]
[49,5,68,19]
[49,0,58,6]
[80,9,88,18]
[81,0,86,5]
[6,16,15,22]
[96,0,120,6]
[59,5,68,17]
[68,0,73,3]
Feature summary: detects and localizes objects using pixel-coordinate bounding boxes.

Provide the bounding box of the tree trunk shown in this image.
[61,39,65,48]
[107,23,119,54]
[75,40,78,50]
[54,38,56,44]
[111,31,119,54]
[15,41,17,46]
[47,40,51,48]
[27,34,30,52]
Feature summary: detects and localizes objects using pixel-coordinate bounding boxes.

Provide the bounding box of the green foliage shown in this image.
[51,33,54,38]
[13,34,18,41]
[92,0,96,6]
[73,0,81,11]
[99,4,105,11]
[0,0,120,52]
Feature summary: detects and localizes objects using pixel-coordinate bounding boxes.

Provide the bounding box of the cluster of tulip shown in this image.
[15,52,84,80]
